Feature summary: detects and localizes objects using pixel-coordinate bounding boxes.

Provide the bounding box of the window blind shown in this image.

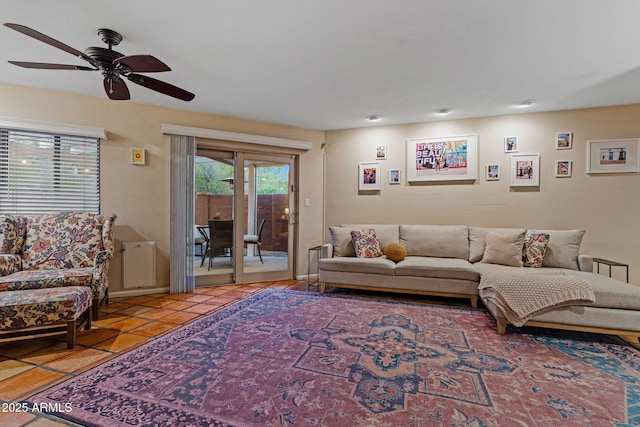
[0,128,100,215]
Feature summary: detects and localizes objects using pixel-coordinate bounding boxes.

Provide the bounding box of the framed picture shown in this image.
[406,134,478,182]
[504,136,518,153]
[587,138,640,174]
[376,145,387,160]
[510,154,540,186]
[131,148,146,165]
[358,162,381,190]
[486,164,500,181]
[555,160,572,177]
[556,132,573,150]
[389,169,401,184]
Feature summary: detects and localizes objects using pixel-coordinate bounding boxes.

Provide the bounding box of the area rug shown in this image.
[27,289,639,426]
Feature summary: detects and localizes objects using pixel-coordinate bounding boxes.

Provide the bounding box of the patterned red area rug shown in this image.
[27,289,639,426]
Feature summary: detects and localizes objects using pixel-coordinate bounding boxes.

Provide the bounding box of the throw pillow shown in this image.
[522,232,550,268]
[329,226,356,257]
[350,229,383,258]
[481,229,526,267]
[384,242,406,262]
[528,229,585,270]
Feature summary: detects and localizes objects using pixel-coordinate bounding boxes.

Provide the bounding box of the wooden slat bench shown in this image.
[0,286,92,349]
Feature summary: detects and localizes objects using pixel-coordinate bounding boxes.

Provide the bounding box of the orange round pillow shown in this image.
[384,242,406,262]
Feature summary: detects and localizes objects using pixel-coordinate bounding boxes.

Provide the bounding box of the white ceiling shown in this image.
[2,1,640,131]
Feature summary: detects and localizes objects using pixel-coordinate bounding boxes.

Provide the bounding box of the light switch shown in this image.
[304,198,310,207]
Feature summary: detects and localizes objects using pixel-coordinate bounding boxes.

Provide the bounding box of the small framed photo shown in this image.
[486,164,500,181]
[556,132,573,150]
[587,138,640,174]
[389,169,401,184]
[504,136,518,153]
[510,154,540,186]
[376,145,387,160]
[359,162,381,190]
[555,160,572,177]
[131,148,146,165]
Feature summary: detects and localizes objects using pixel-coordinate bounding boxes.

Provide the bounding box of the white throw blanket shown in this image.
[479,270,595,327]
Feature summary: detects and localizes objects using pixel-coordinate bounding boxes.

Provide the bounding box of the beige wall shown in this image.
[3,81,638,286]
[0,82,325,292]
[324,105,640,284]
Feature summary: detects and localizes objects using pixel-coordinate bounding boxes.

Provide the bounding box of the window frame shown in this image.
[0,127,101,215]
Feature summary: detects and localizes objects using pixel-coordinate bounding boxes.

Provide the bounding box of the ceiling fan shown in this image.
[3,23,195,102]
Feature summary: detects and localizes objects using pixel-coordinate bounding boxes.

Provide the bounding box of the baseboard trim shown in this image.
[110,287,170,298]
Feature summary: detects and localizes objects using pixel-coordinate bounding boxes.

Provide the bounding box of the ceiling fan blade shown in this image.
[103,76,130,100]
[127,73,195,101]
[3,23,98,67]
[114,55,171,73]
[8,60,95,71]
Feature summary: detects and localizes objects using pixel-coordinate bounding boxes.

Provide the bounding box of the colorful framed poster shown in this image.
[555,160,572,177]
[131,148,146,165]
[587,138,640,174]
[376,145,387,160]
[510,154,540,186]
[358,162,381,190]
[389,169,401,184]
[504,136,518,153]
[486,164,500,181]
[406,134,478,182]
[556,132,573,150]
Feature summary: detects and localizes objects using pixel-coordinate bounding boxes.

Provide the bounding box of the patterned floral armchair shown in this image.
[0,211,116,320]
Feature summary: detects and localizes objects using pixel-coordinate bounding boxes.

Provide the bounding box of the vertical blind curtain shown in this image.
[0,128,100,215]
[170,134,195,294]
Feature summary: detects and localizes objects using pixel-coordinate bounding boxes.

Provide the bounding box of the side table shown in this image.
[307,245,323,290]
[593,257,629,283]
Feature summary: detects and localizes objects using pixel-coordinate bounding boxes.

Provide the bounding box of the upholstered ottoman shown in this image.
[0,286,92,349]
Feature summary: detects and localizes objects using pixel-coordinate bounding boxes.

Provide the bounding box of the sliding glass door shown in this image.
[194,149,295,286]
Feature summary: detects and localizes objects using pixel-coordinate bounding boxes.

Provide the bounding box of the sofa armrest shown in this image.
[578,254,593,272]
[0,254,21,276]
[321,243,334,259]
[320,243,333,258]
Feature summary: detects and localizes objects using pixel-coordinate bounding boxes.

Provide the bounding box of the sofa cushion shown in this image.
[340,224,399,251]
[528,229,584,270]
[474,263,640,311]
[481,230,526,267]
[522,232,550,268]
[468,226,527,262]
[400,225,469,259]
[350,229,383,258]
[329,226,356,257]
[319,256,396,276]
[0,286,92,329]
[23,212,106,270]
[0,267,94,293]
[395,256,479,281]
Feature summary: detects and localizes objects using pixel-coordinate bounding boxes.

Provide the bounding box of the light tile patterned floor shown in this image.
[0,280,306,427]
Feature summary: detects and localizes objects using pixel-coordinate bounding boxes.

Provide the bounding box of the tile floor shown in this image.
[0,280,306,427]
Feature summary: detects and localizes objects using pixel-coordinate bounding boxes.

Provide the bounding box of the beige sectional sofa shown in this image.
[319,224,640,342]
